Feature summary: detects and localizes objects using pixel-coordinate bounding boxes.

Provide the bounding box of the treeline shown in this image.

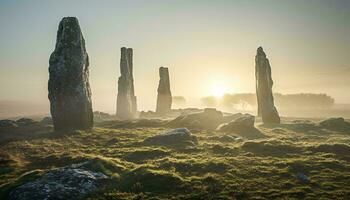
[172,96,186,106]
[201,93,335,109]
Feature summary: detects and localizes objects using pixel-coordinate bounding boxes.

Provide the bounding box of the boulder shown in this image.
[144,128,198,147]
[217,114,265,139]
[217,114,255,132]
[156,67,172,114]
[0,120,18,128]
[319,117,350,132]
[167,108,224,130]
[8,162,109,200]
[48,17,93,131]
[116,47,137,120]
[255,47,280,124]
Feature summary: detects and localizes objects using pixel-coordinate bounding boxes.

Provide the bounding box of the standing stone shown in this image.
[48,17,93,131]
[116,47,137,119]
[255,47,280,124]
[156,67,172,114]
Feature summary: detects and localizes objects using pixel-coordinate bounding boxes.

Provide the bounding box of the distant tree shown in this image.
[274,93,334,109]
[201,96,218,107]
[220,93,334,109]
[172,96,186,106]
[220,93,256,108]
[201,93,334,110]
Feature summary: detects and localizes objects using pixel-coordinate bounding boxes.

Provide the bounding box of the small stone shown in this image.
[296,172,309,183]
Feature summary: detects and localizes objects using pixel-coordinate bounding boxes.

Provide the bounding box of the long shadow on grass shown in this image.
[0,125,91,145]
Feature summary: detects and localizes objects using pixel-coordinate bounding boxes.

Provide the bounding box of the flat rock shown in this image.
[16,118,37,126]
[144,128,198,147]
[8,162,109,200]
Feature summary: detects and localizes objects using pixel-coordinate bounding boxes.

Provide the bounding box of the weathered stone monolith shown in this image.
[116,47,137,119]
[48,17,93,131]
[156,67,172,114]
[255,47,280,124]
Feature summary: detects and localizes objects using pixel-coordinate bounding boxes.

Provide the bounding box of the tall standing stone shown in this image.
[116,47,137,119]
[156,67,172,114]
[255,47,280,124]
[48,17,93,131]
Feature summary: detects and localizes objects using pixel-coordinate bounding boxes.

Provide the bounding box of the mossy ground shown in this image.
[1,118,350,199]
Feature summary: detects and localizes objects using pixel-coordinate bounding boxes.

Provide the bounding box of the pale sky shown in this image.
[0,0,349,112]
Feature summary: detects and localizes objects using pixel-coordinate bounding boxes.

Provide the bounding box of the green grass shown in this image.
[1,119,350,199]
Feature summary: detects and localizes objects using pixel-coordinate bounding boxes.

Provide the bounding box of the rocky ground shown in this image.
[0,113,350,199]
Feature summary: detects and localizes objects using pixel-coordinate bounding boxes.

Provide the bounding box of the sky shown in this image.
[0,0,349,112]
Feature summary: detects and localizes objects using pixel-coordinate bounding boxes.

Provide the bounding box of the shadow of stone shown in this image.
[96,119,167,129]
[0,125,87,145]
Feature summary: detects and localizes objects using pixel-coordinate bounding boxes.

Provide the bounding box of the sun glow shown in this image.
[210,84,227,98]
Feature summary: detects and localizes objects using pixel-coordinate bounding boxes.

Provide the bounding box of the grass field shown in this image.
[0,118,350,199]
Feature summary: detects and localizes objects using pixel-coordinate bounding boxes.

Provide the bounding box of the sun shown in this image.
[210,84,227,98]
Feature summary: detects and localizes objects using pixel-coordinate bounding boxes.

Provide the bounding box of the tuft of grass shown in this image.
[123,149,170,163]
[81,156,132,177]
[309,143,350,155]
[241,139,303,157]
[120,167,187,193]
